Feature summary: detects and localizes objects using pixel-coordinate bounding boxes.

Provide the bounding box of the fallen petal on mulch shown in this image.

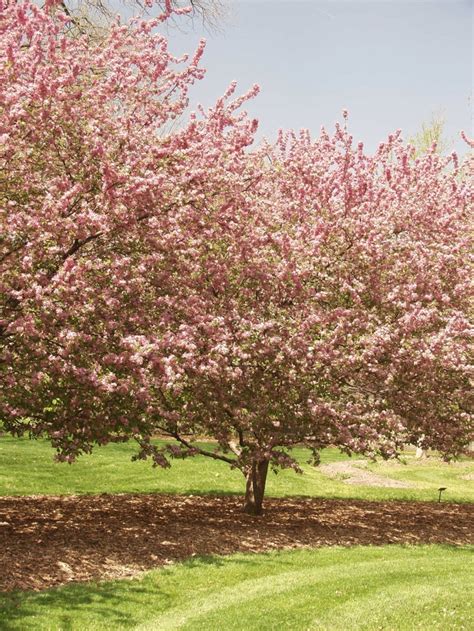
[0,494,472,592]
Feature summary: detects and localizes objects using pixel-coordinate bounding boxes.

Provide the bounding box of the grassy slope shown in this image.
[1,436,473,503]
[1,545,472,630]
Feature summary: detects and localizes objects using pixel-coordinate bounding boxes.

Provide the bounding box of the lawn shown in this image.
[1,435,473,503]
[1,545,472,630]
[1,436,473,630]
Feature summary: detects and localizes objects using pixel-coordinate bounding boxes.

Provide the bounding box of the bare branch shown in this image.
[171,431,237,465]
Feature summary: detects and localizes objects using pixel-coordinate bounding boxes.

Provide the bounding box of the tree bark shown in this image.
[242,460,269,515]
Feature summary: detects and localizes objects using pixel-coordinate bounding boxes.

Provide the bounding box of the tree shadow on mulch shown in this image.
[0,493,472,592]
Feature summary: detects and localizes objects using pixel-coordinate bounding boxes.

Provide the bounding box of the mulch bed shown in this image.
[1,493,472,592]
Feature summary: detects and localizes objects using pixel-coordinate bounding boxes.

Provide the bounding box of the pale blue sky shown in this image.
[141,1,473,153]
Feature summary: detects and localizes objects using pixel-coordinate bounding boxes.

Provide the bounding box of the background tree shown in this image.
[408,113,451,156]
[58,0,228,38]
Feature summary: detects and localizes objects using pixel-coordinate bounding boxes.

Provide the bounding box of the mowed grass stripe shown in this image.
[1,546,472,630]
[196,566,471,631]
[312,581,468,631]
[137,556,470,631]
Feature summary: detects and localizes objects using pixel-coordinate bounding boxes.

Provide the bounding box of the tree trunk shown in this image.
[243,460,269,515]
[415,446,427,459]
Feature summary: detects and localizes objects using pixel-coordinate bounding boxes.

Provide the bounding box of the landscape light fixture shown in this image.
[438,487,447,503]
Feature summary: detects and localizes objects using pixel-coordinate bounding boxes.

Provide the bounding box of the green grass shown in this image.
[1,435,472,503]
[1,440,472,628]
[366,458,474,502]
[1,545,472,630]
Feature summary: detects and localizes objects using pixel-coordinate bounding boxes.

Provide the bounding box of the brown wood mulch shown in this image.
[0,493,472,592]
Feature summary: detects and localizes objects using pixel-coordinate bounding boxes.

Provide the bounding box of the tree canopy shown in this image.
[1,0,472,514]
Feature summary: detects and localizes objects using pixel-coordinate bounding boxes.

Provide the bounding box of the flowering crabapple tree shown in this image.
[0,0,258,487]
[1,1,472,515]
[119,125,472,514]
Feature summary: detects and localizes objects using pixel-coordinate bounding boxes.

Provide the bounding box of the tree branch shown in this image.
[171,431,237,465]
